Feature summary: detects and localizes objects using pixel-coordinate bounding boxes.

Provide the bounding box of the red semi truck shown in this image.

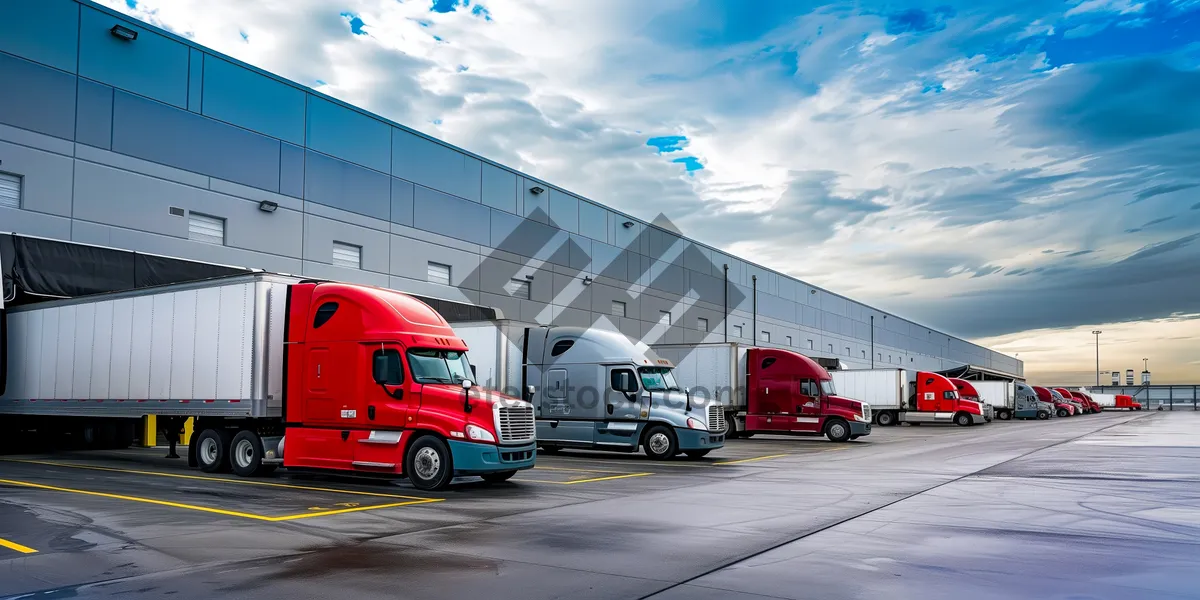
[830,369,991,427]
[0,272,537,490]
[652,343,872,442]
[1034,386,1074,417]
[1067,390,1101,414]
[1116,394,1143,410]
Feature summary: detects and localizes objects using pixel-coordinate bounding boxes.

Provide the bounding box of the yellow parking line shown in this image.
[0,536,37,554]
[0,458,427,500]
[532,465,641,474]
[0,478,440,521]
[515,472,653,485]
[713,454,789,466]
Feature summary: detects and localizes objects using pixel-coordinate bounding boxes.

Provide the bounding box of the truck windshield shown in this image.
[638,367,680,391]
[820,380,836,396]
[407,349,472,385]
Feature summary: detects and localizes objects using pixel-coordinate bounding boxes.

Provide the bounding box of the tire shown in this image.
[405,435,454,491]
[230,430,267,477]
[1037,410,1049,420]
[955,412,972,427]
[684,450,711,459]
[642,425,678,460]
[998,411,1012,421]
[114,421,136,449]
[877,411,896,427]
[825,419,851,442]
[195,428,233,473]
[481,470,517,483]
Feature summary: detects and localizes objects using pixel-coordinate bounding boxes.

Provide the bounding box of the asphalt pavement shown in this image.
[2,410,1197,599]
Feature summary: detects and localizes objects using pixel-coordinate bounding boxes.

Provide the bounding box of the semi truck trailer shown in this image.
[0,271,537,490]
[1093,393,1142,410]
[830,369,991,427]
[453,320,725,459]
[651,343,871,443]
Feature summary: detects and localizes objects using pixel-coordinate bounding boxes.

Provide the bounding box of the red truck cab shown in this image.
[1116,394,1143,410]
[746,348,871,442]
[1068,390,1099,414]
[948,378,993,423]
[909,372,990,425]
[1034,386,1074,416]
[279,282,536,490]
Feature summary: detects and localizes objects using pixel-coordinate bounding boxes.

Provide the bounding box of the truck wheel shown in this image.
[955,412,972,427]
[195,429,232,473]
[724,418,739,439]
[877,411,896,427]
[1037,410,1049,420]
[405,436,454,491]
[481,470,517,483]
[114,421,136,449]
[642,425,678,460]
[1057,408,1068,418]
[230,430,268,477]
[684,450,711,459]
[998,411,1012,421]
[538,445,560,454]
[825,419,851,443]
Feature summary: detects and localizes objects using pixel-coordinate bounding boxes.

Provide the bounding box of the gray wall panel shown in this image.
[302,260,389,288]
[75,79,113,149]
[578,200,607,243]
[414,186,489,245]
[203,56,305,145]
[306,96,390,173]
[0,139,74,217]
[392,128,481,202]
[187,48,203,113]
[303,150,390,220]
[0,0,80,73]
[549,189,578,233]
[0,207,72,240]
[390,177,414,227]
[75,143,209,188]
[302,213,389,273]
[78,7,189,108]
[279,143,305,198]
[389,234,481,291]
[481,163,517,213]
[112,92,281,192]
[521,178,548,223]
[0,53,77,140]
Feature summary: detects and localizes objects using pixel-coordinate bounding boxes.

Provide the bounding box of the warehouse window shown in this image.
[505,278,531,300]
[786,336,793,346]
[808,339,814,350]
[846,347,851,356]
[332,242,362,269]
[612,300,626,317]
[697,318,709,333]
[427,262,451,285]
[828,344,833,353]
[733,325,743,338]
[0,173,21,209]
[659,311,671,326]
[862,350,867,358]
[188,213,225,245]
[760,331,770,343]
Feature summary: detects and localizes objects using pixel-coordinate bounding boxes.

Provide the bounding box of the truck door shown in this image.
[593,366,643,448]
[537,367,594,445]
[794,379,823,433]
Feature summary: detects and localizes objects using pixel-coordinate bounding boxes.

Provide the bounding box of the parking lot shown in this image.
[3,411,1198,599]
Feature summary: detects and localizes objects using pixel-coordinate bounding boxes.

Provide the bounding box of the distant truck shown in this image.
[1014,382,1051,420]
[0,273,537,490]
[1034,386,1074,417]
[1094,393,1143,410]
[652,343,872,443]
[951,379,1015,420]
[455,321,725,459]
[1068,390,1101,413]
[1053,388,1088,415]
[831,369,991,427]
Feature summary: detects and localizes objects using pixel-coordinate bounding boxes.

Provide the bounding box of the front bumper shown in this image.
[675,427,725,450]
[448,440,536,475]
[971,412,990,425]
[850,421,872,437]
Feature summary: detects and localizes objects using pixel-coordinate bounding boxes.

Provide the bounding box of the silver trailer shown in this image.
[650,342,745,435]
[973,381,1015,420]
[454,320,725,459]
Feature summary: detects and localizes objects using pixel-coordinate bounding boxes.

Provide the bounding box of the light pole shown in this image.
[1092,330,1102,387]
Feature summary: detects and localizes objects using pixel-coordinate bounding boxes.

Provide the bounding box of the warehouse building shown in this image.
[0,0,1022,378]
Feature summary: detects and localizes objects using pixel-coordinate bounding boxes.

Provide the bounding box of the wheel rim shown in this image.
[234,439,255,469]
[880,413,892,425]
[830,423,847,439]
[648,432,671,455]
[413,447,441,480]
[200,437,219,465]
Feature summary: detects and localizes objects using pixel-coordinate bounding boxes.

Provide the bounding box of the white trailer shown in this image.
[831,369,991,426]
[973,381,1015,420]
[1085,391,1118,408]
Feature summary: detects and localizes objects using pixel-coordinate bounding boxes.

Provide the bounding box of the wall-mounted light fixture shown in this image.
[529,186,545,195]
[258,200,279,213]
[524,274,535,280]
[810,289,817,294]
[582,276,593,286]
[622,221,634,228]
[110,24,138,41]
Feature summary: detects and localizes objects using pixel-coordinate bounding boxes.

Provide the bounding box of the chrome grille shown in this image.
[862,403,872,423]
[496,403,535,444]
[707,404,726,433]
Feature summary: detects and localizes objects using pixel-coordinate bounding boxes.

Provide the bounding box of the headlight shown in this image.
[465,424,496,442]
[686,417,707,430]
[855,405,871,422]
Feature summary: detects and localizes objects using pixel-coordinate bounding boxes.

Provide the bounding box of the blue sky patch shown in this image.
[432,0,468,13]
[673,156,705,172]
[239,30,249,41]
[647,135,688,153]
[1042,0,1200,66]
[885,6,955,35]
[125,0,137,9]
[472,4,493,21]
[340,12,367,35]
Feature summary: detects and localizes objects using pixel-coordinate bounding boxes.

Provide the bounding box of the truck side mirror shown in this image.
[373,354,389,385]
[526,385,536,400]
[462,379,474,390]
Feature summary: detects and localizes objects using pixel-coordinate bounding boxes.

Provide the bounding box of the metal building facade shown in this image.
[0,0,1022,377]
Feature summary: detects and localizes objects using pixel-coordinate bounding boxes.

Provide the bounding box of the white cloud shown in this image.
[1065,0,1146,17]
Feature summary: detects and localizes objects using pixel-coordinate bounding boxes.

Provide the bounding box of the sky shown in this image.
[105,0,1200,384]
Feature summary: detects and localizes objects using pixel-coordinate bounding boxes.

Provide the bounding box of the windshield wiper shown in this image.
[421,377,455,384]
